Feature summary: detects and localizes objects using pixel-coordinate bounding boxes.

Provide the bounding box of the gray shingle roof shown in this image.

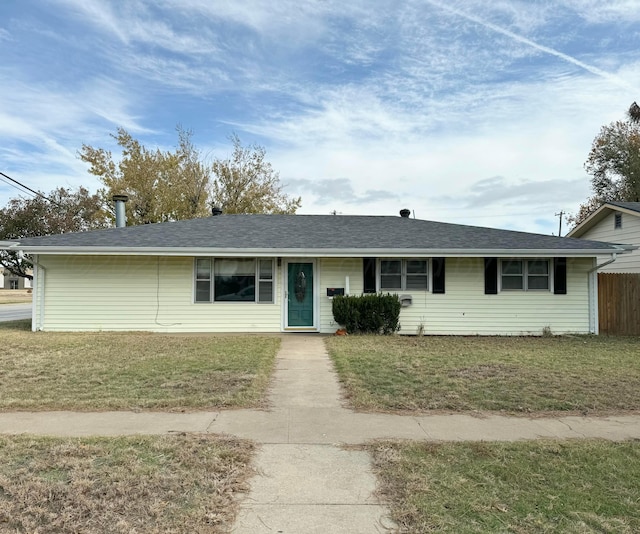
[607,201,640,213]
[5,214,625,253]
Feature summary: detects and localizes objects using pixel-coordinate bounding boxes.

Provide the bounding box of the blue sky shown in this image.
[1,1,639,235]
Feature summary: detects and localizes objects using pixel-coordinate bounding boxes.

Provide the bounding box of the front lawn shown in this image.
[0,433,253,533]
[0,321,279,410]
[326,336,640,414]
[370,439,640,533]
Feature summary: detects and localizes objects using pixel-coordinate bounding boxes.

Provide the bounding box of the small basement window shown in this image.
[614,212,622,229]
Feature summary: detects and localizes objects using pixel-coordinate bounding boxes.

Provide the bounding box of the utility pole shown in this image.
[555,211,564,236]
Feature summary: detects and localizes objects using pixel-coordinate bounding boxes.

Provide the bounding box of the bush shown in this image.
[332,293,401,335]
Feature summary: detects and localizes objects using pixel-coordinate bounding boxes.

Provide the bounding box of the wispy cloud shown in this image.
[2,0,639,234]
[424,0,638,93]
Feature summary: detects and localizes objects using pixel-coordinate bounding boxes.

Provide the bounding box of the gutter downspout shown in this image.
[22,251,45,332]
[588,253,618,274]
[587,253,618,335]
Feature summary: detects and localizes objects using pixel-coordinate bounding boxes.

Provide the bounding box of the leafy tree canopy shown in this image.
[569,103,640,227]
[0,187,106,279]
[210,133,301,214]
[79,128,301,224]
[79,126,210,225]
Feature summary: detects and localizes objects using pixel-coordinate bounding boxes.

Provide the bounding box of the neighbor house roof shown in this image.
[567,202,640,238]
[0,214,632,258]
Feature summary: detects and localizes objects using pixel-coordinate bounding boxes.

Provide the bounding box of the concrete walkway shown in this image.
[231,335,396,533]
[1,335,640,532]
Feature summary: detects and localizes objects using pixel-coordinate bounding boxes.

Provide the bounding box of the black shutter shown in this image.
[432,257,445,294]
[363,257,377,293]
[554,257,567,294]
[484,257,498,294]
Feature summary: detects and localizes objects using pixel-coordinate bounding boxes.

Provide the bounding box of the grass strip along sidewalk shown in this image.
[0,433,253,533]
[0,321,279,411]
[327,335,640,414]
[370,439,640,533]
[0,290,32,305]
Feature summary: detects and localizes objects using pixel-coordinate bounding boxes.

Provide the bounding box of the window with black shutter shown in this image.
[553,257,567,295]
[363,257,377,293]
[484,257,498,294]
[432,257,445,294]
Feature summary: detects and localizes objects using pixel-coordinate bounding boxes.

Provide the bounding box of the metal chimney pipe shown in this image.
[112,195,129,228]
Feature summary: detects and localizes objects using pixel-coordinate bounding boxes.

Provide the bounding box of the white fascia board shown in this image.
[10,246,629,257]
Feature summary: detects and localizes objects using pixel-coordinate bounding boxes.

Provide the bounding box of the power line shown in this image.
[0,171,59,205]
[0,174,38,197]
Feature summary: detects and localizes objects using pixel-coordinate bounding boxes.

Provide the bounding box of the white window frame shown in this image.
[499,259,551,292]
[378,258,429,291]
[193,258,275,303]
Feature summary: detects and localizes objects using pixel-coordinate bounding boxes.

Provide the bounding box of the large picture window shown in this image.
[380,259,428,291]
[501,260,549,291]
[194,258,274,303]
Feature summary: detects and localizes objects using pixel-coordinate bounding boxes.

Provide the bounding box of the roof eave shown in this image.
[6,245,628,257]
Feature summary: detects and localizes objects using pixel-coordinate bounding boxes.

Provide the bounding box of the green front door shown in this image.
[287,262,314,328]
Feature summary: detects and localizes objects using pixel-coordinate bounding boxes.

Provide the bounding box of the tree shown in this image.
[79,126,211,225]
[210,134,301,214]
[569,103,640,227]
[0,187,106,279]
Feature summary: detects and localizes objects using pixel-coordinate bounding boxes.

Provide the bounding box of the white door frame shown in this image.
[282,258,319,331]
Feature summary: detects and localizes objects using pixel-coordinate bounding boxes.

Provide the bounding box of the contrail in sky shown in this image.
[425,0,637,93]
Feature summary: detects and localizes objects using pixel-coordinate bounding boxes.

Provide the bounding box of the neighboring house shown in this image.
[0,212,633,335]
[566,202,640,272]
[0,265,32,290]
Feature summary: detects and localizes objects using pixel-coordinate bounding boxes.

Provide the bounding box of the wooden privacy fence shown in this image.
[598,273,640,335]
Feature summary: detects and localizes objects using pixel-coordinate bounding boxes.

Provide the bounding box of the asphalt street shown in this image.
[0,303,32,322]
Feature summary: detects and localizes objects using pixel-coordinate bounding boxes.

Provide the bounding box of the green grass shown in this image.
[326,336,640,414]
[370,439,640,533]
[0,322,279,410]
[0,433,253,533]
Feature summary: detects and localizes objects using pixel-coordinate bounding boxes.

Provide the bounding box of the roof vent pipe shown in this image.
[399,209,411,218]
[112,195,128,228]
[211,206,223,216]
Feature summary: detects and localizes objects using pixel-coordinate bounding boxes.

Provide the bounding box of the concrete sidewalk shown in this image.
[1,334,640,533]
[231,334,396,533]
[1,408,638,442]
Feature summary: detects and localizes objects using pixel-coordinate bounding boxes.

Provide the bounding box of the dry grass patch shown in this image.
[370,439,640,533]
[326,336,640,414]
[0,433,253,533]
[0,322,279,410]
[0,290,32,304]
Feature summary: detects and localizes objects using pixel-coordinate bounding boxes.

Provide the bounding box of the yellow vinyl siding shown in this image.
[319,257,591,336]
[399,258,591,335]
[578,212,640,273]
[36,255,592,335]
[318,258,363,333]
[38,256,281,332]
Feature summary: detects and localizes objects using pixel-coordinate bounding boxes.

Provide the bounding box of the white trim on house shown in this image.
[8,246,632,257]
